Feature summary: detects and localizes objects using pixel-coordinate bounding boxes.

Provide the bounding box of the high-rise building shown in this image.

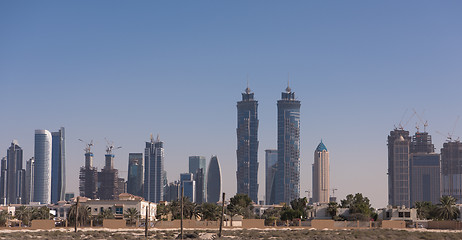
[312,141,329,203]
[236,86,259,203]
[79,147,98,199]
[25,157,34,204]
[0,157,6,205]
[189,156,206,203]
[165,181,180,202]
[387,129,411,207]
[97,152,120,200]
[51,127,65,203]
[206,156,222,203]
[265,149,277,205]
[6,140,24,204]
[127,153,144,197]
[180,173,195,202]
[275,85,301,204]
[441,141,462,204]
[33,130,52,204]
[144,135,165,203]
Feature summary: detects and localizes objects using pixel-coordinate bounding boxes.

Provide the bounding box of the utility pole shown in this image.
[145,202,149,239]
[75,196,80,233]
[180,186,184,240]
[219,192,225,238]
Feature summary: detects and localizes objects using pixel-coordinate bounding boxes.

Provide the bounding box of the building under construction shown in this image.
[97,153,121,200]
[79,149,98,199]
[441,140,462,204]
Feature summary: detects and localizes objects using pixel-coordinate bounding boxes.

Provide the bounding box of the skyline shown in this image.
[1,1,462,208]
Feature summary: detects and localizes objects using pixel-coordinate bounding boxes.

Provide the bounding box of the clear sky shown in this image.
[1,1,461,208]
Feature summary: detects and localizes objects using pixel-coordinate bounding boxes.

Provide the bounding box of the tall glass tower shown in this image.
[34,130,52,204]
[127,153,144,197]
[265,149,277,205]
[207,156,222,203]
[6,140,24,204]
[236,86,259,203]
[144,135,165,203]
[189,156,206,204]
[51,127,65,203]
[275,85,301,204]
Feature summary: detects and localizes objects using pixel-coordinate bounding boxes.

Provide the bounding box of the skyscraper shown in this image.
[189,156,206,204]
[25,157,34,204]
[144,135,165,203]
[79,146,98,199]
[6,140,24,204]
[127,153,144,197]
[33,130,52,204]
[275,85,301,204]
[387,129,411,207]
[312,141,329,203]
[265,149,277,205]
[51,127,65,203]
[236,86,259,203]
[207,156,222,203]
[97,151,120,200]
[441,141,462,204]
[0,157,6,205]
[180,173,195,202]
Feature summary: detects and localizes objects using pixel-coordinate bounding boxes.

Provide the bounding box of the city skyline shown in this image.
[1,1,462,208]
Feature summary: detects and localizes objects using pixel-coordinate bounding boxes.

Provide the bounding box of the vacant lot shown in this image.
[0,228,462,239]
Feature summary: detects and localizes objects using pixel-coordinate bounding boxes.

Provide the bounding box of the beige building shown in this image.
[312,141,329,203]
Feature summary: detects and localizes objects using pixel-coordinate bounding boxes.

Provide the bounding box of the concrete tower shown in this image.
[312,141,329,203]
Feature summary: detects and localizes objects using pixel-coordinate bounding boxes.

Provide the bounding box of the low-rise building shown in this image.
[377,205,417,221]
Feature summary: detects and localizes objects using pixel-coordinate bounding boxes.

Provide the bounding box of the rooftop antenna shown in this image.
[245,74,251,94]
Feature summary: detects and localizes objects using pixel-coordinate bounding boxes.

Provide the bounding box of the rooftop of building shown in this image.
[316,140,327,152]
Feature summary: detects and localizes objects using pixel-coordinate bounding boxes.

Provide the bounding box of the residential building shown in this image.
[275,85,301,204]
[265,149,277,205]
[441,141,462,204]
[312,141,329,203]
[236,86,259,203]
[64,192,74,201]
[189,156,206,204]
[127,153,143,197]
[207,156,222,203]
[51,127,65,204]
[34,130,52,204]
[387,129,411,207]
[144,135,165,203]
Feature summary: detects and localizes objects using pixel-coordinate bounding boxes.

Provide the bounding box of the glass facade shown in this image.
[206,156,222,203]
[265,149,277,205]
[144,136,165,203]
[189,156,206,203]
[127,153,144,197]
[51,127,65,204]
[236,87,259,203]
[6,140,24,204]
[34,130,52,204]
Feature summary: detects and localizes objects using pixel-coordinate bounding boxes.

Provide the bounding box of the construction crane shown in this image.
[396,109,415,130]
[78,139,94,154]
[331,188,338,198]
[105,138,122,155]
[435,116,460,142]
[413,109,428,133]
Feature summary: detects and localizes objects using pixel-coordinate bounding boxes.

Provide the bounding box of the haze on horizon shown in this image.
[1,1,462,208]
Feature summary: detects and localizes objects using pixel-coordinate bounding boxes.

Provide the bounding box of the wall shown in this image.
[31,220,55,229]
[382,220,405,229]
[103,219,126,228]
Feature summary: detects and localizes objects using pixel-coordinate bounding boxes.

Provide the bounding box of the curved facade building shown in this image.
[34,130,52,204]
[206,156,222,203]
[312,141,329,203]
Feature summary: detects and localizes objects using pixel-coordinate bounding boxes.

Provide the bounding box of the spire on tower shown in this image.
[286,73,291,92]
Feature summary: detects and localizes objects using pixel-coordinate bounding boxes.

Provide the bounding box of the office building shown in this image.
[33,130,52,204]
[144,135,165,203]
[79,146,98,199]
[65,192,74,201]
[312,141,329,203]
[236,86,259,203]
[189,156,206,203]
[25,157,34,204]
[387,129,411,207]
[165,181,180,202]
[441,141,462,204]
[51,127,65,204]
[6,140,24,204]
[265,149,277,205]
[206,156,222,203]
[410,153,440,205]
[0,157,6,205]
[275,85,301,204]
[127,153,143,197]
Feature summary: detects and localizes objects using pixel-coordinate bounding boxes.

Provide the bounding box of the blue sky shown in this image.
[1,1,461,207]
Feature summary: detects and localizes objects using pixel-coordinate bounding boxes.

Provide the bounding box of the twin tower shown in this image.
[236,85,330,204]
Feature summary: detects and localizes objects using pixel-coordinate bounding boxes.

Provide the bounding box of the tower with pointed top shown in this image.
[144,135,165,203]
[236,85,259,203]
[312,141,329,203]
[275,84,301,204]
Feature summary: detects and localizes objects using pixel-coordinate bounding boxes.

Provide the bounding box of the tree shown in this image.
[415,201,437,220]
[0,211,10,227]
[227,194,254,219]
[15,206,32,226]
[124,208,140,226]
[156,203,169,220]
[261,208,281,226]
[200,203,221,221]
[437,196,460,220]
[68,205,91,226]
[327,202,338,218]
[32,206,52,220]
[340,193,373,221]
[97,208,115,222]
[183,200,200,220]
[290,197,308,219]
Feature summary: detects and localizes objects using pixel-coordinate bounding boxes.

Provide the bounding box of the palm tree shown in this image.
[15,206,32,226]
[0,211,10,227]
[437,196,460,220]
[68,205,91,226]
[32,206,51,220]
[124,208,140,226]
[327,202,338,218]
[200,203,220,221]
[98,208,115,220]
